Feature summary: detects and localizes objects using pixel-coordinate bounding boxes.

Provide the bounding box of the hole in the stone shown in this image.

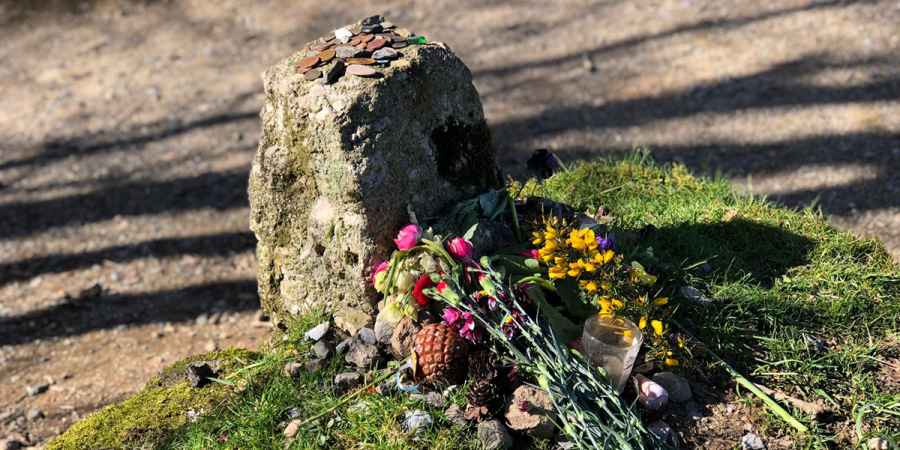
[431,117,493,185]
[314,243,326,256]
[345,251,359,266]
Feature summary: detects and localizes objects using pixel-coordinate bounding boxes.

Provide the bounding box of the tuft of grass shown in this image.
[525,155,900,447]
[169,311,476,450]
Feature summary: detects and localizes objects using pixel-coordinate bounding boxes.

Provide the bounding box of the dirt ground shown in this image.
[1,0,897,447]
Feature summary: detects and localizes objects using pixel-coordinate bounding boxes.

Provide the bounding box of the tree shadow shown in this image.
[0,231,255,287]
[0,279,259,346]
[636,218,816,287]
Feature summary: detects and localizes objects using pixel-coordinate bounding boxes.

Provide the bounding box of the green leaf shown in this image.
[524,285,581,343]
[524,258,540,270]
[463,223,478,241]
[556,278,597,321]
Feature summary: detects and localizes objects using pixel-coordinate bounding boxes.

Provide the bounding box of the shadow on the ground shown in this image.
[489,52,900,217]
[637,218,816,287]
[0,279,259,346]
[0,231,255,287]
[0,168,249,239]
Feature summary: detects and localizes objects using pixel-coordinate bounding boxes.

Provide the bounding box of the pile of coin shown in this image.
[295,15,428,84]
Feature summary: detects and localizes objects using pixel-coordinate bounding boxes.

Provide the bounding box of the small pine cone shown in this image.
[413,323,468,385]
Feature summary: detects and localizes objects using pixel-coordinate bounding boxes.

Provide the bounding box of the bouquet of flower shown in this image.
[370,189,677,449]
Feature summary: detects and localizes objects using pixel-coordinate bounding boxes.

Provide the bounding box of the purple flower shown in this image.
[596,233,614,251]
[457,311,482,343]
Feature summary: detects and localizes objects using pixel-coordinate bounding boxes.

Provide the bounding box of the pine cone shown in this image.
[466,350,501,410]
[413,323,468,385]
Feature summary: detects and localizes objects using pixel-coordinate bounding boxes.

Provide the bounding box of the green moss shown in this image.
[47,349,259,450]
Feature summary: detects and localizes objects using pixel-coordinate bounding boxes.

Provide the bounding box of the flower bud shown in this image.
[393,224,421,251]
[447,237,474,260]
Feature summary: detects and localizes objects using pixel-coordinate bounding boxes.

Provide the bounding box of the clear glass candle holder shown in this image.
[582,315,643,393]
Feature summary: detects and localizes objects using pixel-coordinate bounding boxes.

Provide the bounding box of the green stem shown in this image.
[673,320,809,434]
[297,366,400,429]
[509,189,523,242]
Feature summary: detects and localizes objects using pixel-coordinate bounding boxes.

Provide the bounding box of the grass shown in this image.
[49,155,899,449]
[526,154,900,448]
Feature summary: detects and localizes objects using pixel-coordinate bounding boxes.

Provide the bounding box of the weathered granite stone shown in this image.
[249,20,500,323]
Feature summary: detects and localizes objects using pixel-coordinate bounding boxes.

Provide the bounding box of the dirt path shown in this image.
[1,0,897,446]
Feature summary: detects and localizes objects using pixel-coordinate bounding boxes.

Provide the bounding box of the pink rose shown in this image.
[393,224,421,250]
[447,237,474,260]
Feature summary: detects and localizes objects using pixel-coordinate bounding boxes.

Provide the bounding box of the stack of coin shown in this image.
[294,15,429,83]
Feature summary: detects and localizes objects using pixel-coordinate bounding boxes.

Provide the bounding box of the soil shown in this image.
[1,0,897,447]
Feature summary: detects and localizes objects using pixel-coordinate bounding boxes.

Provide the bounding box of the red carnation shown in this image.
[412,274,434,306]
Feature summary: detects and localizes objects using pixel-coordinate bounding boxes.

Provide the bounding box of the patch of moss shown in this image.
[46,349,259,450]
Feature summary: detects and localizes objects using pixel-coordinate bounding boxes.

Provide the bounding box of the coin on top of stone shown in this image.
[304,68,322,81]
[346,57,376,66]
[297,55,320,72]
[347,64,378,78]
[335,46,363,59]
[391,41,408,49]
[366,37,387,52]
[371,47,399,61]
[361,15,382,26]
[319,48,336,62]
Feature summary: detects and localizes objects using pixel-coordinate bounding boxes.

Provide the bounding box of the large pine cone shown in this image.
[413,323,468,385]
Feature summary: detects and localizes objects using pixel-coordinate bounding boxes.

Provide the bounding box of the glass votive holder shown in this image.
[582,314,643,393]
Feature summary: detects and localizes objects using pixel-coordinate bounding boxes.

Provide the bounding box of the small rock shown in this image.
[741,432,766,450]
[195,313,209,325]
[373,309,400,345]
[334,27,353,43]
[304,322,330,341]
[634,375,668,410]
[283,362,304,378]
[680,286,712,305]
[1,438,25,450]
[25,409,43,421]
[286,407,302,419]
[25,383,49,397]
[648,420,673,441]
[304,358,325,373]
[312,341,331,359]
[335,338,352,354]
[345,340,379,368]
[505,385,555,439]
[283,419,302,438]
[357,327,377,345]
[186,362,216,388]
[652,372,692,403]
[402,410,432,435]
[390,317,420,358]
[204,340,218,352]
[867,437,889,450]
[371,47,399,61]
[476,419,513,450]
[334,372,362,393]
[347,400,371,415]
[323,60,346,85]
[334,308,372,336]
[335,46,363,59]
[445,404,467,427]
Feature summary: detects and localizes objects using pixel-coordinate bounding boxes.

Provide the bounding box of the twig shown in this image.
[755,384,828,418]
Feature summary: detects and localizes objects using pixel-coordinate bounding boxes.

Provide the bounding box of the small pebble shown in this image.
[283,362,304,378]
[741,432,766,450]
[25,383,49,397]
[357,327,377,345]
[25,409,43,421]
[867,437,889,450]
[402,410,432,435]
[312,341,331,359]
[305,322,330,341]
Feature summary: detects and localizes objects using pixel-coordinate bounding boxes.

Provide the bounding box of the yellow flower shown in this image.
[580,280,599,293]
[531,231,544,246]
[567,228,596,251]
[598,297,624,315]
[638,316,648,329]
[544,225,558,240]
[653,297,669,306]
[651,320,664,337]
[567,261,583,278]
[548,265,566,279]
[592,249,615,265]
[664,357,680,367]
[580,259,597,273]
